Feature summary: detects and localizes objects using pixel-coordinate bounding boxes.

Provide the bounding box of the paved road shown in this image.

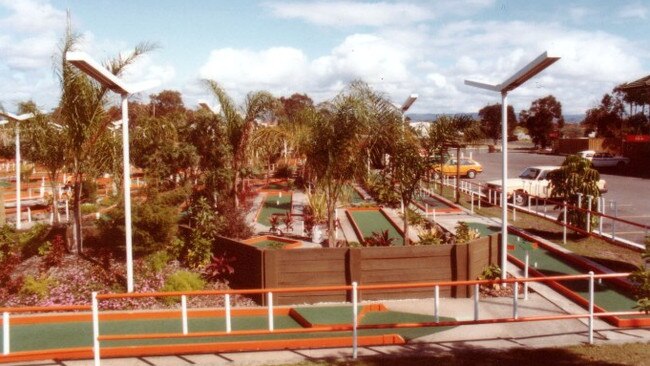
[464,149,650,245]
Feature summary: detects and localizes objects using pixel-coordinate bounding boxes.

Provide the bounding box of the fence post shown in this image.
[488,189,492,205]
[478,189,481,209]
[473,284,479,321]
[267,292,274,332]
[588,271,594,344]
[434,285,440,323]
[470,192,474,213]
[586,195,593,232]
[181,295,188,335]
[513,281,519,319]
[611,201,617,239]
[598,197,603,233]
[527,195,531,212]
[563,201,567,244]
[352,282,358,359]
[2,312,8,355]
[225,294,232,333]
[512,194,517,222]
[524,251,529,301]
[92,291,100,366]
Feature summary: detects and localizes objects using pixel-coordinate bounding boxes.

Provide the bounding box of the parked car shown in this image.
[482,165,607,206]
[577,150,630,169]
[432,158,483,179]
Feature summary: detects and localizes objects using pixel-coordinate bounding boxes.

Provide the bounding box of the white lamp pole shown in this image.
[465,51,559,281]
[66,51,159,293]
[0,112,34,230]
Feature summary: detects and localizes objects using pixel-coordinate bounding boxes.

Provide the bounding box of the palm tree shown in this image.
[204,80,278,207]
[547,155,601,230]
[57,19,156,253]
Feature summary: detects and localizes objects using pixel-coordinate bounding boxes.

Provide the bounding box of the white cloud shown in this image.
[618,3,647,19]
[0,0,65,33]
[266,1,434,27]
[197,18,645,115]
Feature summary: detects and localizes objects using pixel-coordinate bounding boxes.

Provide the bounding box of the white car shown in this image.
[482,165,607,206]
[577,150,630,169]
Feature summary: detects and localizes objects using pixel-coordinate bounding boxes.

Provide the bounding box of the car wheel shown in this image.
[513,190,528,206]
[467,170,476,179]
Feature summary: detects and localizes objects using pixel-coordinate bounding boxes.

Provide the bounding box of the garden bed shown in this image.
[241,235,302,250]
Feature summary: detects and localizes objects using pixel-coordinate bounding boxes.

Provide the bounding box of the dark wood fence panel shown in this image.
[216,233,500,305]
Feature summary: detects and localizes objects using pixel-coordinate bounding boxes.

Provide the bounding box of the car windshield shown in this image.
[519,168,540,180]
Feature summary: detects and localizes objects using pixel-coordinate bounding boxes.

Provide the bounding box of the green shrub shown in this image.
[418,228,445,246]
[455,222,480,244]
[274,163,294,178]
[20,275,56,299]
[401,208,425,228]
[80,203,98,215]
[19,223,50,258]
[162,270,206,304]
[479,264,502,281]
[146,251,171,273]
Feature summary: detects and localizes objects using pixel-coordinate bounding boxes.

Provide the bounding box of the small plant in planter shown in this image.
[418,226,447,246]
[455,222,480,244]
[363,230,394,247]
[282,211,293,233]
[303,213,315,237]
[479,264,502,291]
[269,215,282,235]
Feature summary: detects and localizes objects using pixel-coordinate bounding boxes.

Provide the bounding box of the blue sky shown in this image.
[1,0,649,115]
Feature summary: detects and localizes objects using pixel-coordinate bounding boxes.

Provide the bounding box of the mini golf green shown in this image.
[265,181,292,190]
[348,210,403,244]
[415,194,454,210]
[257,193,292,226]
[1,306,454,353]
[466,222,643,316]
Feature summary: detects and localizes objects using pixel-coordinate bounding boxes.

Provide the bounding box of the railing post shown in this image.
[488,189,492,205]
[2,311,8,356]
[352,282,358,359]
[513,281,519,319]
[524,251,529,301]
[181,295,188,335]
[563,201,567,244]
[588,271,594,344]
[225,294,232,333]
[611,201,617,239]
[92,291,100,366]
[473,284,479,321]
[586,195,593,232]
[512,194,517,222]
[598,197,604,233]
[267,292,274,332]
[470,192,474,213]
[434,285,440,323]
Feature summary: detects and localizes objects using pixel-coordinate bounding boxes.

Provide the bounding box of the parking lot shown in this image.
[464,149,650,246]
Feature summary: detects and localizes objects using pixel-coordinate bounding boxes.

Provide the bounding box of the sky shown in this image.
[0,0,649,115]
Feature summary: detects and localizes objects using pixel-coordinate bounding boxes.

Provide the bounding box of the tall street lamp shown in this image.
[0,111,34,230]
[464,51,559,281]
[66,51,159,293]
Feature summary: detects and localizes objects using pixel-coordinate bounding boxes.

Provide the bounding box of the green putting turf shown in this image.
[415,194,454,210]
[348,210,403,245]
[467,222,643,315]
[1,307,455,352]
[257,193,292,226]
[265,181,291,190]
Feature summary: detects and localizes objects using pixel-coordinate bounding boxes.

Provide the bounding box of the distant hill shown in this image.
[407,113,585,123]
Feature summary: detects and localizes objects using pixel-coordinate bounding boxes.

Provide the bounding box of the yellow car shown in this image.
[432,158,483,179]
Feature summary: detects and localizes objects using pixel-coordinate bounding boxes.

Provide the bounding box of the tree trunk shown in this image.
[402,197,410,246]
[50,175,59,224]
[233,170,240,208]
[72,174,83,254]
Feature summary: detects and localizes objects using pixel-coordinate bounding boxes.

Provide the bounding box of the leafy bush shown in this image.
[96,196,179,255]
[364,172,399,207]
[202,253,235,282]
[630,269,650,314]
[418,228,446,246]
[19,223,51,258]
[363,230,394,247]
[479,264,502,281]
[306,189,327,223]
[43,235,66,269]
[161,270,206,304]
[455,222,480,244]
[274,163,295,178]
[80,203,98,215]
[145,250,171,273]
[20,275,57,299]
[401,208,425,228]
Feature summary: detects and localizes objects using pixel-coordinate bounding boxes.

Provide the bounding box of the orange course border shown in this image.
[411,191,462,214]
[242,235,302,249]
[507,226,650,327]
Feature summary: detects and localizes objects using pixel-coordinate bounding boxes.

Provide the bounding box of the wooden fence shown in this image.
[214,233,499,305]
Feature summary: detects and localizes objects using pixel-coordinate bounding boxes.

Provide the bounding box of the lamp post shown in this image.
[0,112,34,230]
[66,51,159,293]
[464,51,559,281]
